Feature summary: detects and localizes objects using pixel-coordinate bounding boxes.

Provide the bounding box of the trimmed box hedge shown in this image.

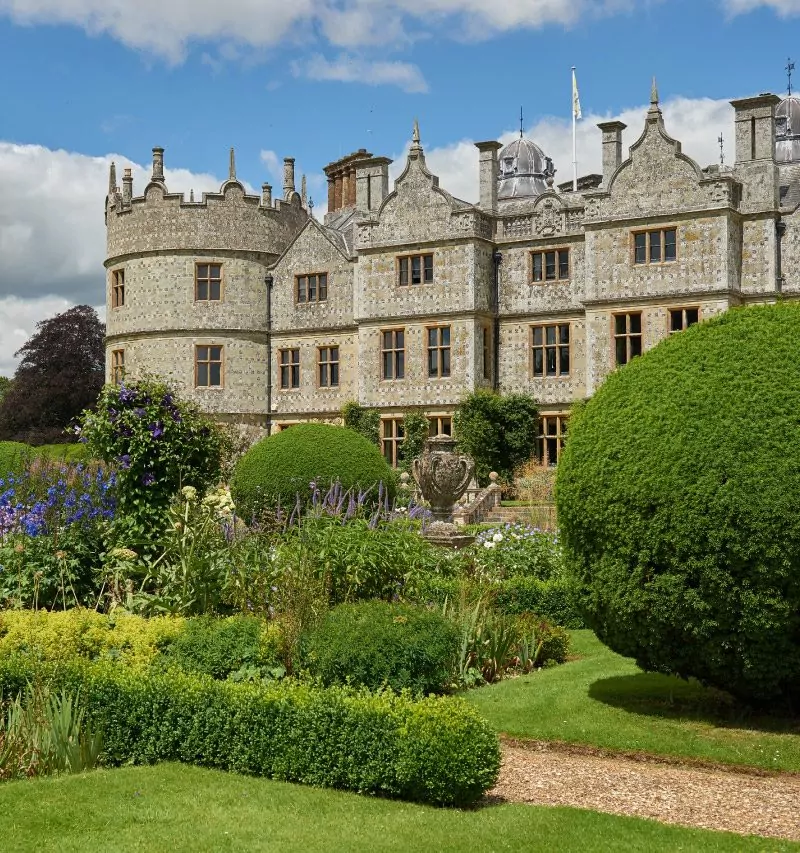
[0,656,500,807]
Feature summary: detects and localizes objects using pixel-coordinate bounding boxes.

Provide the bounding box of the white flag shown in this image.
[572,68,582,120]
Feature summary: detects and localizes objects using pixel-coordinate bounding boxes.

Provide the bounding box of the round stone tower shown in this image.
[104,147,308,429]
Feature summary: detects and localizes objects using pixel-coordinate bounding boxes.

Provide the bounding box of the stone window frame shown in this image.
[668,305,701,334]
[381,328,406,381]
[426,324,451,379]
[111,269,125,309]
[428,414,453,438]
[278,347,301,390]
[381,417,405,467]
[631,227,678,266]
[111,348,125,385]
[537,414,568,467]
[397,253,434,287]
[296,272,329,305]
[612,312,643,367]
[317,345,340,388]
[531,248,570,284]
[530,323,570,378]
[195,344,224,388]
[195,262,223,302]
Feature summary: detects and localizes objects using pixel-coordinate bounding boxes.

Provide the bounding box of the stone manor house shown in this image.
[104,83,800,466]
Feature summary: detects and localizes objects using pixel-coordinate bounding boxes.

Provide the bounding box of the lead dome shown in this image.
[776,95,800,163]
[497,136,555,200]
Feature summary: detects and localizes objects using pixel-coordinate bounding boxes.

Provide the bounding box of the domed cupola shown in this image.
[497,136,556,200]
[776,95,800,163]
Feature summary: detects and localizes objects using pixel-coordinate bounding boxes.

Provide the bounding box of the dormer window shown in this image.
[777,116,788,137]
[502,157,516,176]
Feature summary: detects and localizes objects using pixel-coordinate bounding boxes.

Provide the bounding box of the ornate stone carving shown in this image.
[504,215,533,238]
[535,199,562,237]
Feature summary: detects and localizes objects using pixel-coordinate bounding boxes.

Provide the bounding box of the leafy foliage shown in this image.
[454,390,538,485]
[231,424,394,519]
[0,656,501,807]
[557,303,800,706]
[0,306,105,446]
[0,377,11,406]
[398,411,429,473]
[0,441,33,479]
[79,377,230,550]
[341,401,380,446]
[304,601,460,695]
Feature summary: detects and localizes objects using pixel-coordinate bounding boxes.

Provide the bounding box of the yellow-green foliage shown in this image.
[0,609,184,668]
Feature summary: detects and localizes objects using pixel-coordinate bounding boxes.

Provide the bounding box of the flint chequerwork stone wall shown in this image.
[105,88,800,463]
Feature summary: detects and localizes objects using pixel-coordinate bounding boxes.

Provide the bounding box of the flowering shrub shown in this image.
[78,377,231,549]
[473,523,563,581]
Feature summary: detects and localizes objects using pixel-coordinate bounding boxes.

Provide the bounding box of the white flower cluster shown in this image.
[202,487,236,519]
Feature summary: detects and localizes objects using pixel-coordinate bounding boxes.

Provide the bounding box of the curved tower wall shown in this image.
[105,151,308,425]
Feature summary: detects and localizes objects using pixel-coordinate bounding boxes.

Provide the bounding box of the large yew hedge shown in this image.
[231,424,394,519]
[556,303,800,706]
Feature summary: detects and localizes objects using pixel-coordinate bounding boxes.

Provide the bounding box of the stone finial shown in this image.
[489,471,499,483]
[189,188,195,202]
[262,182,273,207]
[122,168,133,205]
[651,76,659,105]
[411,118,422,152]
[647,77,662,121]
[108,161,117,196]
[152,147,165,183]
[229,147,236,181]
[301,174,307,206]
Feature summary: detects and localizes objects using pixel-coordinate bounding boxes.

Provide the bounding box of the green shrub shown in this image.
[556,303,800,706]
[231,424,395,519]
[159,615,282,680]
[304,601,460,695]
[0,656,500,807]
[0,441,32,478]
[514,614,571,667]
[341,402,380,447]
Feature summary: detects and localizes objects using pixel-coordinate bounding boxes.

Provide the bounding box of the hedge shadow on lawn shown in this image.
[588,674,800,733]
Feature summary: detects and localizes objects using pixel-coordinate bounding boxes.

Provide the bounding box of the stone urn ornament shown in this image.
[412,435,476,548]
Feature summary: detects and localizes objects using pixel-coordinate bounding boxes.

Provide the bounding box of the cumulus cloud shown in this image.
[291,53,428,93]
[724,0,800,13]
[392,96,735,202]
[0,0,634,61]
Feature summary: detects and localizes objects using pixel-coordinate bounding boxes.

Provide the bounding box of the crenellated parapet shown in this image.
[106,147,309,262]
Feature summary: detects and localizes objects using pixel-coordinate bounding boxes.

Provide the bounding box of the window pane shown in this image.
[399,258,408,286]
[396,351,404,379]
[331,346,339,361]
[382,331,392,350]
[533,327,543,346]
[291,365,300,387]
[424,255,434,283]
[533,254,543,282]
[197,346,209,361]
[383,352,392,379]
[210,281,221,300]
[629,313,641,334]
[559,346,570,375]
[197,281,208,300]
[331,363,339,386]
[291,349,300,365]
[309,277,317,301]
[441,349,450,377]
[649,230,661,262]
[428,350,438,376]
[614,316,626,335]
[428,328,437,347]
[559,325,570,344]
[546,347,557,376]
[396,331,404,348]
[210,265,221,278]
[210,363,221,386]
[664,229,677,262]
[559,251,569,279]
[411,256,421,284]
[545,326,556,345]
[685,308,699,326]
[630,336,642,358]
[319,274,328,300]
[533,349,544,376]
[197,364,209,386]
[616,338,628,365]
[441,418,452,436]
[634,233,646,264]
[670,309,683,331]
[441,326,450,346]
[197,265,208,279]
[298,278,307,302]
[545,252,556,280]
[546,438,558,466]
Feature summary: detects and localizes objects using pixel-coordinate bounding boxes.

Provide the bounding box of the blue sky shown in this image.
[0,0,798,373]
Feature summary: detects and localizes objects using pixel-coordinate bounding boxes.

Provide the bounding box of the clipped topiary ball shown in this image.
[231,423,394,519]
[556,303,800,706]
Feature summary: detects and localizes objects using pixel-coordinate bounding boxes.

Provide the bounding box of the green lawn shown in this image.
[0,763,794,853]
[467,630,800,772]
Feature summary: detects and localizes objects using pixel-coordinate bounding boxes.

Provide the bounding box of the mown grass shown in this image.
[467,630,800,772]
[0,763,794,853]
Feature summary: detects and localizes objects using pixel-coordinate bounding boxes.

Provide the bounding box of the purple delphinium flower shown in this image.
[141,473,156,487]
[149,421,165,438]
[117,454,131,470]
[118,385,136,405]
[133,408,146,419]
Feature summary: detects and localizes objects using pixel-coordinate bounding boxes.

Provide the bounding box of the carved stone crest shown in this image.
[535,199,562,237]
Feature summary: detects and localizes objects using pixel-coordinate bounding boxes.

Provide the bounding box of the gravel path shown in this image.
[491,741,800,841]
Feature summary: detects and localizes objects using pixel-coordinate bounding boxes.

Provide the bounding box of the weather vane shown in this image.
[718,133,725,166]
[519,106,524,139]
[308,197,314,215]
[788,57,795,96]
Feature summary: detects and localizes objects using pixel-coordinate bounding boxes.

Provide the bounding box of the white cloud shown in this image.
[291,53,428,93]
[0,296,73,376]
[0,0,634,60]
[392,96,735,203]
[724,0,800,13]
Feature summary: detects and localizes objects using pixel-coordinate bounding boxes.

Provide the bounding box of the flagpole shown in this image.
[572,66,578,192]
